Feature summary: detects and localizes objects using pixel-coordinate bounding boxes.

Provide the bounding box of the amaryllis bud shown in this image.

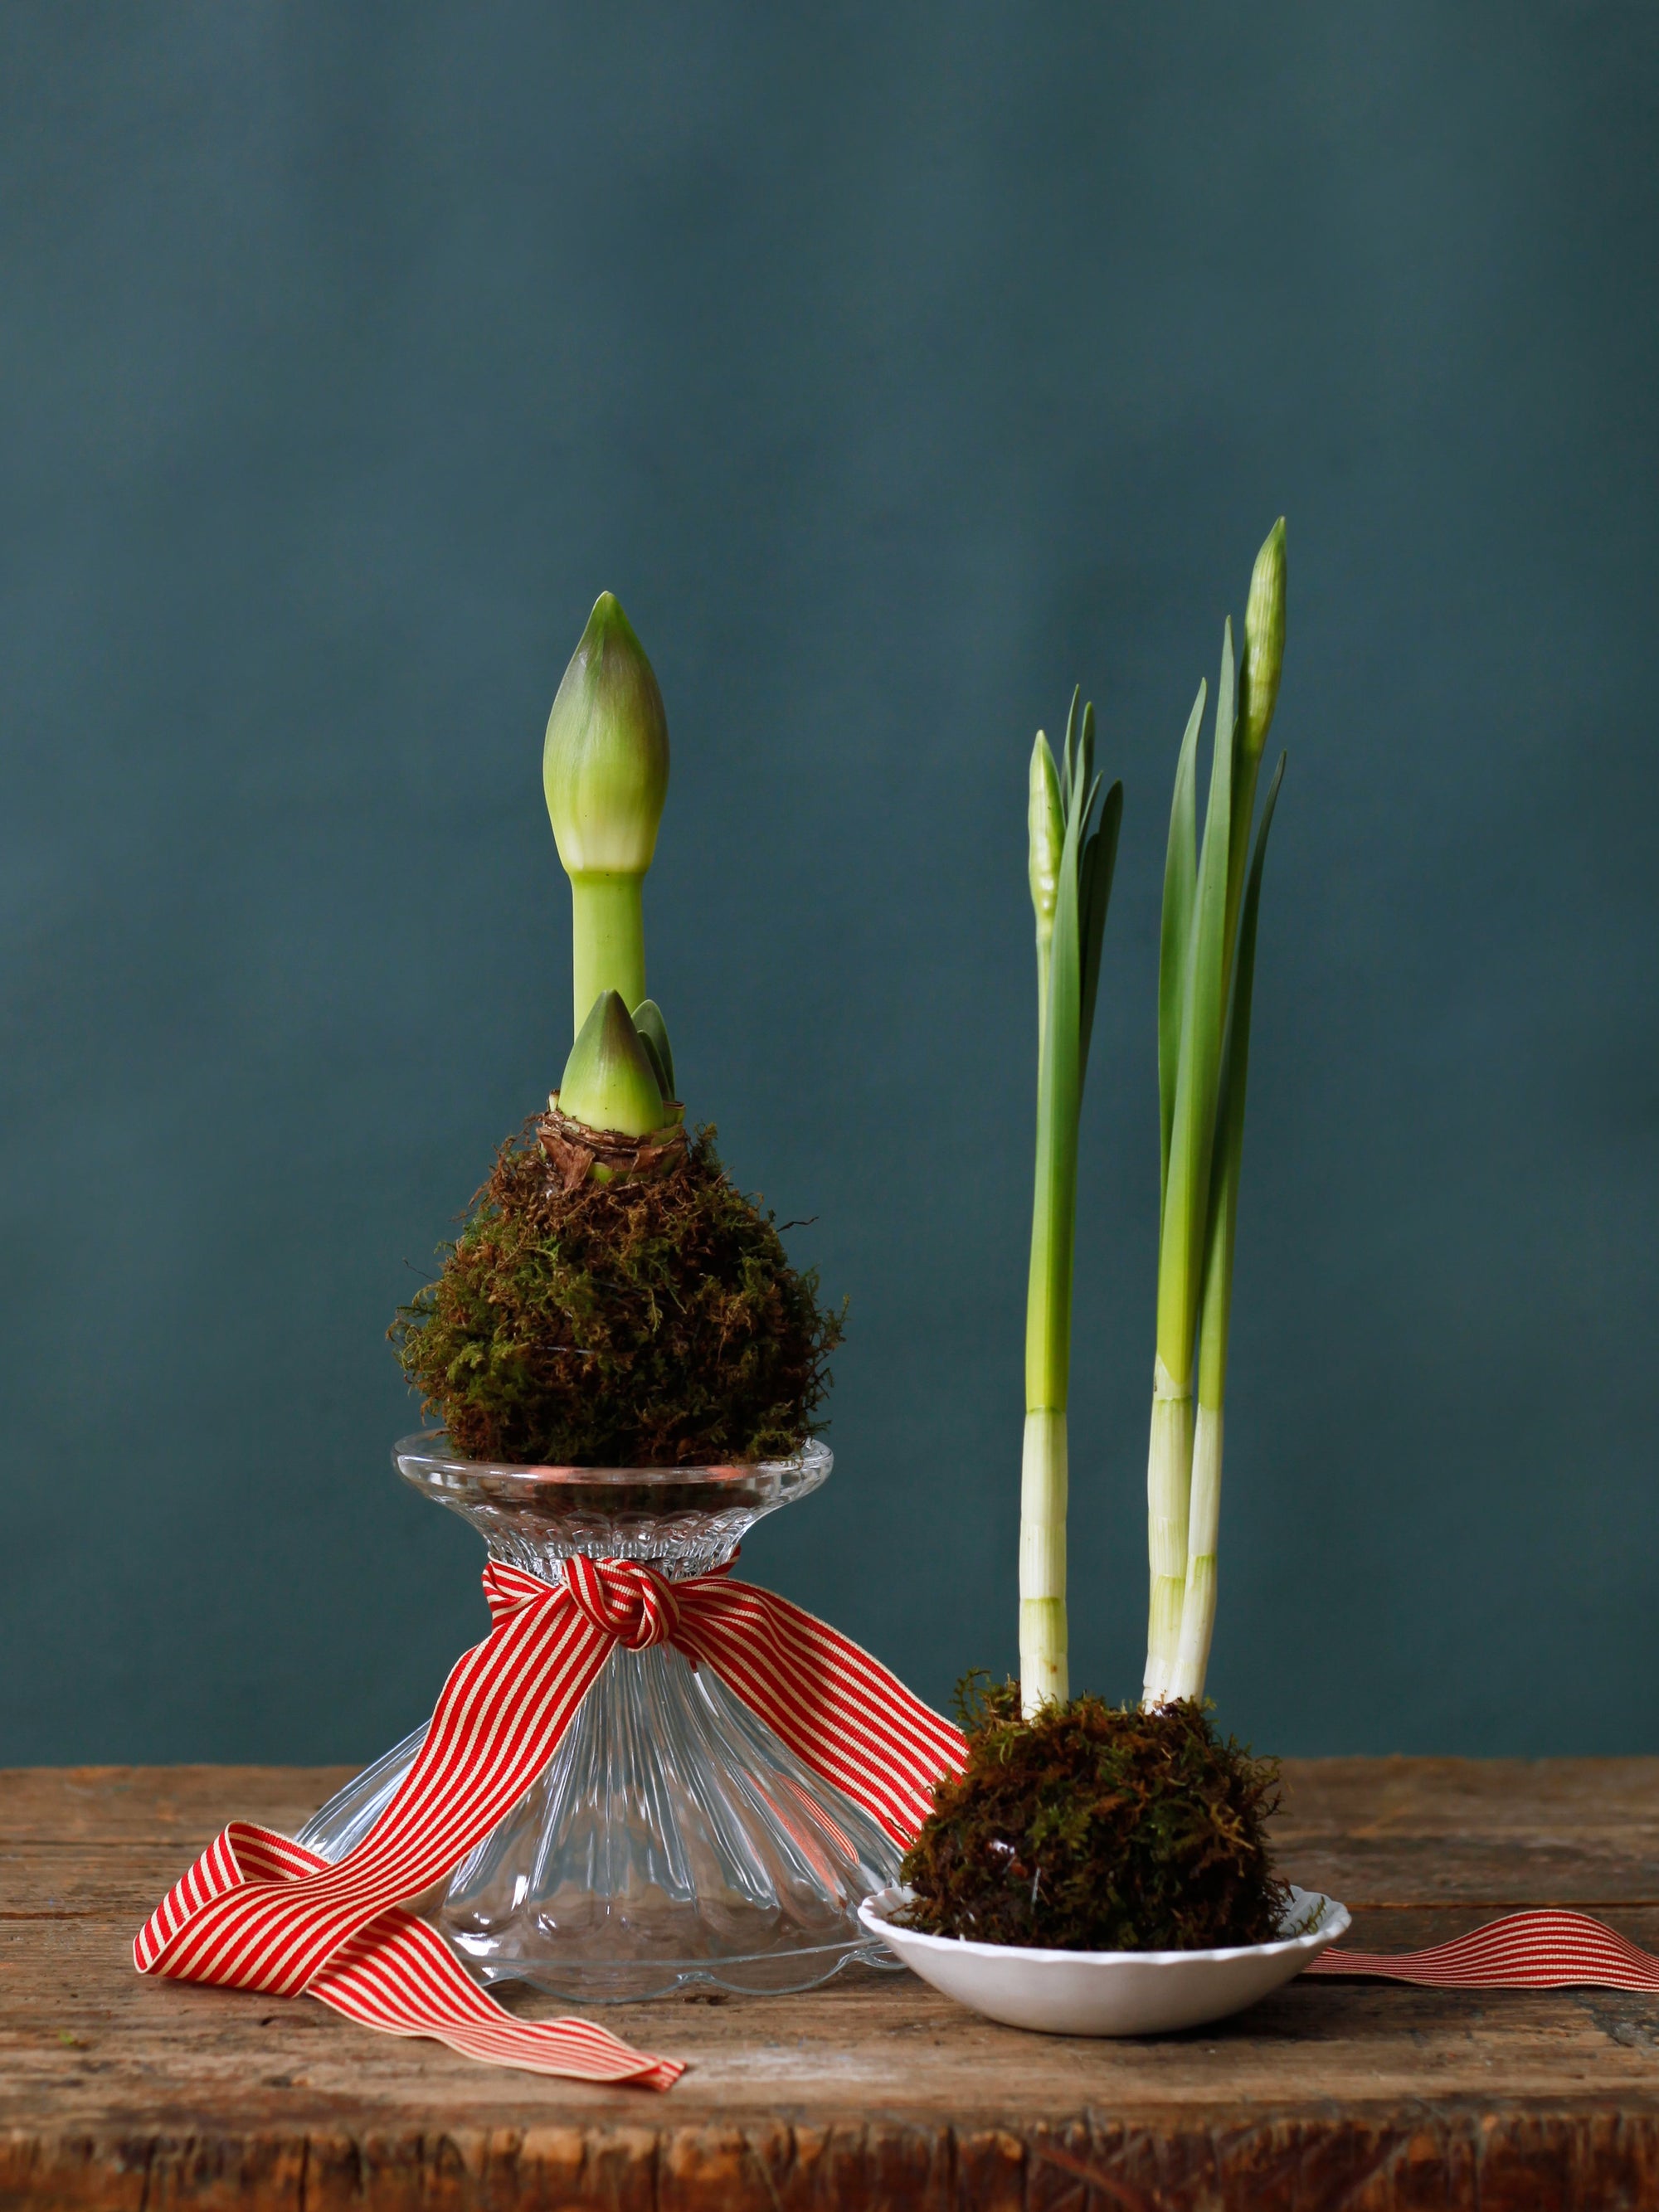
[543,592,670,1037]
[542,592,669,875]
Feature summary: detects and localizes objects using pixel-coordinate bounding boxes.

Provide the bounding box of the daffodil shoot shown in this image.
[1146,520,1289,1708]
[1019,693,1122,1716]
[903,527,1295,1947]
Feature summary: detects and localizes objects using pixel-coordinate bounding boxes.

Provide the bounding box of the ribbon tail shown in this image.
[134,1573,617,2002]
[134,1821,315,1973]
[674,1575,966,1845]
[1304,1908,1659,1994]
[313,1908,684,2086]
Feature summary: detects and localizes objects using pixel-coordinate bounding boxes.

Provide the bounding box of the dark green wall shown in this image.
[4,5,1657,1766]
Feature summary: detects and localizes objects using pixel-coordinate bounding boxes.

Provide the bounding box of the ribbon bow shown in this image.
[134,1553,966,2088]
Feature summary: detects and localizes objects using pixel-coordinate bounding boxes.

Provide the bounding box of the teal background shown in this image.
[3,6,1657,1765]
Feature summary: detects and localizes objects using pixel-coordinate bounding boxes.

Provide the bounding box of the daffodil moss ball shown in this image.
[392,1119,844,1468]
[900,1680,1287,1951]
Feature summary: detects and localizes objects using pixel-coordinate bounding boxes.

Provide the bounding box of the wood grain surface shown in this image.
[4,1760,1659,2209]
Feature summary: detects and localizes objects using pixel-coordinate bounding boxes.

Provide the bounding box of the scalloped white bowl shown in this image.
[858,1883,1349,2036]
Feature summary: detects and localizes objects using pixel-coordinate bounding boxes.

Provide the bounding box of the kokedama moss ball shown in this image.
[901,1678,1287,1951]
[392,1121,844,1466]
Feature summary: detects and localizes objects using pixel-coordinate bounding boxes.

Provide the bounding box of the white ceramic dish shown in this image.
[858,1883,1350,2036]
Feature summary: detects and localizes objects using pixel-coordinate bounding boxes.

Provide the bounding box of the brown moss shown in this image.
[900,1675,1287,1951]
[391,1119,844,1466]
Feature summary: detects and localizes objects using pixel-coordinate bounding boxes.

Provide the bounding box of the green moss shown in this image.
[392,1121,844,1466]
[900,1676,1287,1951]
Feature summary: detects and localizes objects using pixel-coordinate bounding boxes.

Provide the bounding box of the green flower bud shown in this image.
[557,990,665,1138]
[542,592,670,876]
[1241,518,1287,763]
[1028,732,1064,949]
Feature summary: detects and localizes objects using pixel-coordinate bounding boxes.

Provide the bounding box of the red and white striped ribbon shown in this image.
[1307,1908,1659,1991]
[137,1559,1657,2083]
[134,1553,966,2089]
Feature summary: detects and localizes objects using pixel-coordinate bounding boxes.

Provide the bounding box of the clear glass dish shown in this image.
[298,1433,902,2002]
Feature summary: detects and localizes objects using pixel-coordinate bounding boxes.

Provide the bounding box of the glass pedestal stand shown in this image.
[299,1434,903,2003]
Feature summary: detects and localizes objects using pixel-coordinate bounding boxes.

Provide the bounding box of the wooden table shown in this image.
[4,1762,1659,2210]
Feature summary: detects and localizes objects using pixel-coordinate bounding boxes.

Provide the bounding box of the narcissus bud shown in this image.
[1241,518,1287,765]
[1028,732,1064,951]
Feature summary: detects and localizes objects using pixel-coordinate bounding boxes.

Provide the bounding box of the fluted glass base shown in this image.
[299,1433,902,2002]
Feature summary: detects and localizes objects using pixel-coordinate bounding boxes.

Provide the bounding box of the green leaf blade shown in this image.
[1026,740,1089,1416]
[630,998,676,1100]
[1157,627,1237,1376]
[1197,751,1286,1407]
[1058,687,1080,815]
[1158,681,1205,1213]
[1077,779,1123,1088]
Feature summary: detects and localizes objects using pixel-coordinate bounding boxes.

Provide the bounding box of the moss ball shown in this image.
[392,1121,843,1467]
[900,1678,1287,1951]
